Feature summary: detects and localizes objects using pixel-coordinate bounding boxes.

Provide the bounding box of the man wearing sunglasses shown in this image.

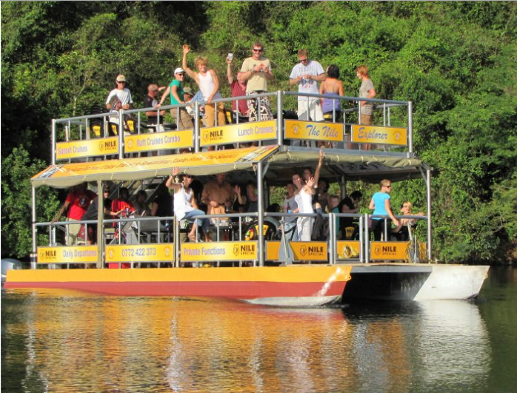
[106,74,133,111]
[240,42,274,122]
[289,49,326,126]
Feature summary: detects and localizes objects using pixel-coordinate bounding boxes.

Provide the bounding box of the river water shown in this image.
[2,266,516,393]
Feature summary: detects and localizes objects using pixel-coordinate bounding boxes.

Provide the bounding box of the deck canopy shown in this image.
[264,146,426,185]
[31,146,278,189]
[31,145,427,189]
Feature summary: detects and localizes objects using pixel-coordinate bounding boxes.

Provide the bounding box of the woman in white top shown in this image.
[166,167,210,242]
[292,173,316,241]
[183,44,226,151]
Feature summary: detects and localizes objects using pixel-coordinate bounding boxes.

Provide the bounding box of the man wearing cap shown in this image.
[106,74,133,110]
[156,67,194,131]
[145,84,166,132]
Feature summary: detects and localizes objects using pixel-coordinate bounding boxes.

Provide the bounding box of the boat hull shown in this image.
[342,263,489,302]
[4,265,351,307]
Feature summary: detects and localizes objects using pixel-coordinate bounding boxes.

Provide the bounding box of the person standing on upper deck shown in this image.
[156,68,194,132]
[227,55,249,123]
[369,179,399,241]
[240,42,274,122]
[182,44,226,151]
[356,65,376,150]
[289,49,326,123]
[106,75,133,111]
[145,84,166,132]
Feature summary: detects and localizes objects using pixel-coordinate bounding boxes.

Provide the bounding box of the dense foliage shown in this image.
[2,2,516,263]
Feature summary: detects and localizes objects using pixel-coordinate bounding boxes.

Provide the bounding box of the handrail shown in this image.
[51,90,413,160]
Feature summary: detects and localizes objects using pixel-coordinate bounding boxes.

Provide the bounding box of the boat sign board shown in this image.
[284,120,344,143]
[125,130,193,153]
[336,241,361,259]
[370,241,427,261]
[351,124,407,146]
[266,241,328,261]
[181,242,258,262]
[200,120,277,146]
[106,244,174,263]
[56,137,119,160]
[37,246,98,263]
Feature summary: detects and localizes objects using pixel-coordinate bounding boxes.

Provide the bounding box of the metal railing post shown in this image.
[31,186,37,269]
[194,101,200,153]
[118,110,124,159]
[364,213,370,263]
[427,167,432,261]
[359,214,364,263]
[276,91,283,146]
[51,119,56,165]
[257,162,265,267]
[408,101,413,154]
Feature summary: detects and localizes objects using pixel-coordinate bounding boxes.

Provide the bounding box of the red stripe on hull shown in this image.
[6,280,347,298]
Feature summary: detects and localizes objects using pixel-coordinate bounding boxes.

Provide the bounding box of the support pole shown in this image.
[426,167,432,261]
[118,110,124,159]
[408,101,413,154]
[51,119,56,165]
[276,91,283,146]
[194,102,200,153]
[31,186,37,270]
[257,162,265,267]
[97,180,104,269]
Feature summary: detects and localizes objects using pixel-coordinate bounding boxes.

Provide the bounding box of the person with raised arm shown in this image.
[182,44,226,151]
[226,55,249,123]
[166,168,210,242]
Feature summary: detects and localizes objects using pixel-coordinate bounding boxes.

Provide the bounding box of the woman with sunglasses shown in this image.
[369,179,400,241]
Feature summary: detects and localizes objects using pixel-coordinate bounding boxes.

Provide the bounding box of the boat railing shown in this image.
[50,92,413,164]
[33,211,429,268]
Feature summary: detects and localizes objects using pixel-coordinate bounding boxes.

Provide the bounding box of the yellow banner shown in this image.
[370,241,426,261]
[337,241,361,259]
[200,120,277,146]
[56,137,119,160]
[284,120,343,142]
[125,130,193,153]
[105,244,174,263]
[181,242,257,262]
[37,246,98,263]
[351,124,407,146]
[266,241,328,261]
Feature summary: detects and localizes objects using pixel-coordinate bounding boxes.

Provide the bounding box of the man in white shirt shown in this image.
[105,74,133,134]
[289,49,326,122]
[106,74,133,110]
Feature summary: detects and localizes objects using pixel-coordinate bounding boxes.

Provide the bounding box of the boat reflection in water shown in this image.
[2,289,490,392]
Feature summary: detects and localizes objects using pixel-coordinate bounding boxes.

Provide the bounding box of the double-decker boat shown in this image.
[4,92,489,305]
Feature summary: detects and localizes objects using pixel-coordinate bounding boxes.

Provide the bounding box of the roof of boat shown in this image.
[31,145,427,189]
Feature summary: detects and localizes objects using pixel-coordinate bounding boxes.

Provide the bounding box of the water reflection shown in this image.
[2,288,493,392]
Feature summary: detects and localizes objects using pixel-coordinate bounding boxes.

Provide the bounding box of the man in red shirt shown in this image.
[52,183,97,245]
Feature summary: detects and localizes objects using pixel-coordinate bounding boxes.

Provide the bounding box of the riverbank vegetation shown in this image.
[2,2,516,263]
